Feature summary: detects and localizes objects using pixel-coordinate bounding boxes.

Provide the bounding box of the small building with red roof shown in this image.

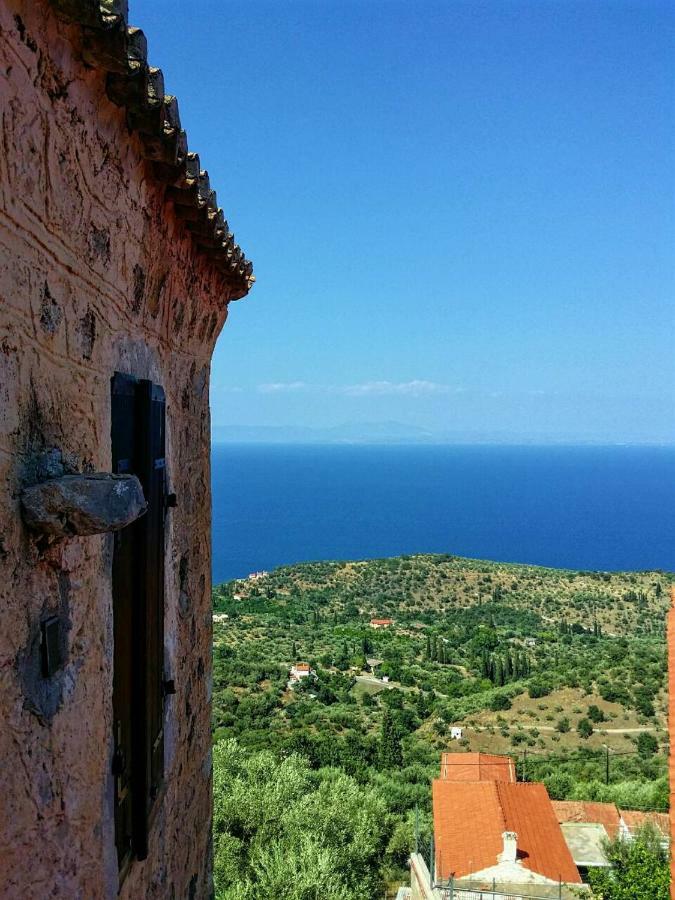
[440,752,516,784]
[289,662,315,684]
[552,800,622,840]
[620,809,670,846]
[370,618,394,629]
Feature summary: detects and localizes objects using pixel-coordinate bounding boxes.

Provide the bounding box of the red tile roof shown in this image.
[294,663,310,671]
[620,809,669,837]
[433,780,581,884]
[552,800,622,839]
[440,752,516,783]
[370,618,394,625]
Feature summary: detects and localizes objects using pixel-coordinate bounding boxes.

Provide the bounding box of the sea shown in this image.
[211,444,675,585]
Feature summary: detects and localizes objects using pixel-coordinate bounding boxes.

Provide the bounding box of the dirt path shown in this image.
[473,724,657,734]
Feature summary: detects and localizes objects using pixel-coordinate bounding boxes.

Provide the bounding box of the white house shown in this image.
[289,663,314,683]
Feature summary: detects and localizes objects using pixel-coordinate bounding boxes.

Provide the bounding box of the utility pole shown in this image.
[522,748,527,782]
[603,745,610,785]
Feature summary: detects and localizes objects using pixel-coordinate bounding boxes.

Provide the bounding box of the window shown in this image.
[111,373,167,870]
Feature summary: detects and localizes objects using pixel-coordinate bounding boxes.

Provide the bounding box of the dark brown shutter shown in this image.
[111,373,138,872]
[137,379,166,847]
[111,373,167,867]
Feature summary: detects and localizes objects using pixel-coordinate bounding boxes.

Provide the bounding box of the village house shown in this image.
[410,753,584,899]
[289,662,314,683]
[370,617,394,629]
[552,800,622,840]
[552,800,670,874]
[247,570,268,581]
[0,2,252,897]
[449,726,463,741]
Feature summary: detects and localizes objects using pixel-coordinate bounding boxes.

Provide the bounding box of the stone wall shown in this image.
[0,2,240,896]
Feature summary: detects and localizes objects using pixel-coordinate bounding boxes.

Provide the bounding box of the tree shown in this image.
[556,716,570,734]
[528,681,550,699]
[416,691,430,719]
[587,825,669,899]
[588,704,605,723]
[577,718,593,739]
[636,732,658,757]
[379,709,403,769]
[544,771,574,800]
[490,694,512,712]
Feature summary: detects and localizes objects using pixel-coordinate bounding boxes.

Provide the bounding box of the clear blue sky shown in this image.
[134,0,674,442]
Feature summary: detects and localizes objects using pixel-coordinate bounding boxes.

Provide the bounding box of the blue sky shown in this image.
[134,0,674,442]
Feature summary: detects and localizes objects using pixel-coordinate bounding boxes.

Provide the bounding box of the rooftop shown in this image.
[433,780,581,884]
[620,809,669,837]
[560,823,611,868]
[552,800,621,840]
[439,752,516,783]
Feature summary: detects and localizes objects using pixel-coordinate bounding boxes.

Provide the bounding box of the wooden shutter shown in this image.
[111,373,137,873]
[111,373,167,867]
[136,379,166,851]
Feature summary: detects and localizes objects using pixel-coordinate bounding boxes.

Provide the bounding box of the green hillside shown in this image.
[211,554,672,897]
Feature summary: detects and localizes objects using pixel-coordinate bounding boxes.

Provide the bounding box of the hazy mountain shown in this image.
[211,421,436,444]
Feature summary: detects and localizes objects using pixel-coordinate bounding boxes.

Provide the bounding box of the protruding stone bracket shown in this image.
[21,474,147,537]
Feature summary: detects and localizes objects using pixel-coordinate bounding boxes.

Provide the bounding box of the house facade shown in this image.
[289,662,314,683]
[0,2,252,897]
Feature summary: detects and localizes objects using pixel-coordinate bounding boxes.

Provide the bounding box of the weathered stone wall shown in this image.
[0,2,234,896]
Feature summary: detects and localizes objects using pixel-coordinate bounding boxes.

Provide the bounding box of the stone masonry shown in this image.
[0,1,252,896]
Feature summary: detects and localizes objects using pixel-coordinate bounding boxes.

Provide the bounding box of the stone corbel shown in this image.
[21,473,147,538]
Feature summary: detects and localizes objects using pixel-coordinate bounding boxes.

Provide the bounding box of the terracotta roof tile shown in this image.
[439,752,516,783]
[433,780,581,884]
[433,781,504,880]
[620,809,669,837]
[49,0,253,300]
[497,783,581,883]
[552,800,622,839]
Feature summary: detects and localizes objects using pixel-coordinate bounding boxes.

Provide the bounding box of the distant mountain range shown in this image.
[211,422,669,445]
[211,421,434,444]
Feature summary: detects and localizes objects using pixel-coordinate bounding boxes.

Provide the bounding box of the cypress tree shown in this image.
[379,709,403,768]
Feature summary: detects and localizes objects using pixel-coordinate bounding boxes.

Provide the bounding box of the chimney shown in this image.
[498,831,518,864]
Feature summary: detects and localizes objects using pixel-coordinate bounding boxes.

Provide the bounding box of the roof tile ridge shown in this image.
[49,0,254,300]
[491,781,508,833]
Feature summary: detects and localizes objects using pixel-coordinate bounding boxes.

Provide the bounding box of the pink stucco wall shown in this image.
[0,2,240,896]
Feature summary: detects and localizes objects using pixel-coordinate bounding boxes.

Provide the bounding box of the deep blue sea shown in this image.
[211,444,675,584]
